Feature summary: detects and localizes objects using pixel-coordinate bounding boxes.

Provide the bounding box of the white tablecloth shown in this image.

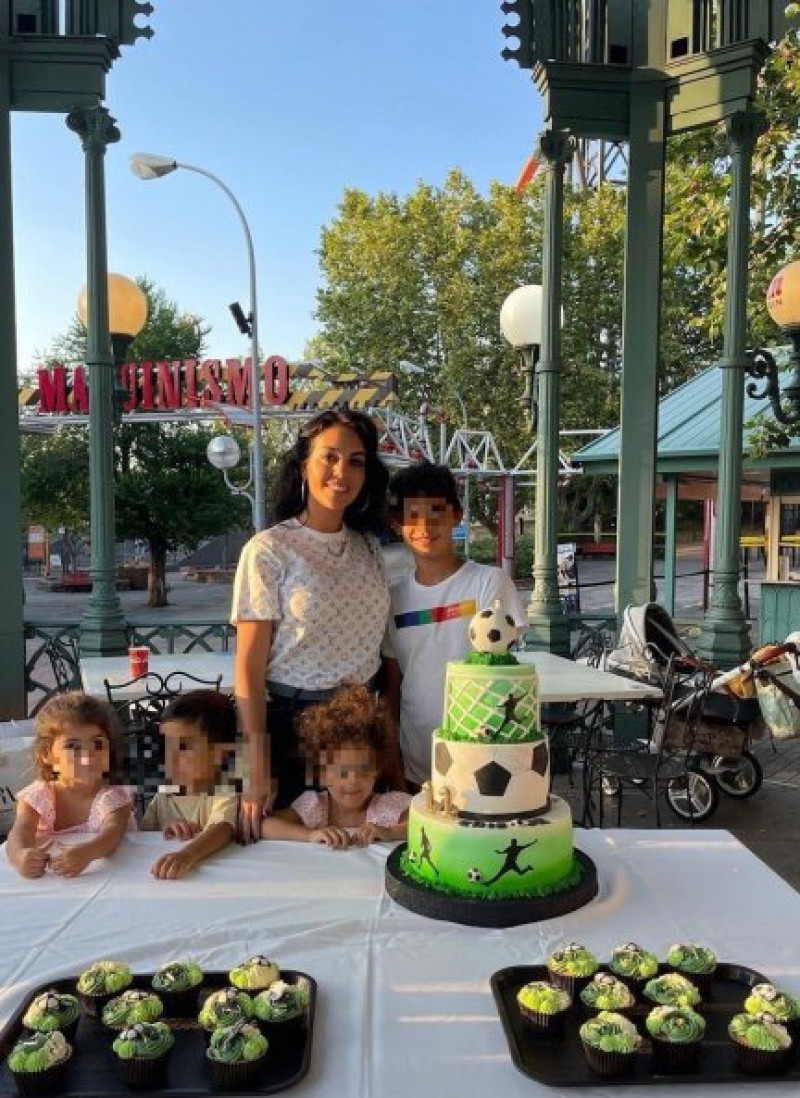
[1,831,799,1095]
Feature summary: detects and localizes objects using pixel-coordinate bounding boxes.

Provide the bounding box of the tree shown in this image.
[24,278,248,605]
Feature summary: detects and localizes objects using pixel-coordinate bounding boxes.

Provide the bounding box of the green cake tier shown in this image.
[404,793,575,898]
[441,662,540,743]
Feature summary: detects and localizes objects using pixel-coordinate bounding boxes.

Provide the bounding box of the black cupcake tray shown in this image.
[492,962,800,1087]
[0,970,316,1097]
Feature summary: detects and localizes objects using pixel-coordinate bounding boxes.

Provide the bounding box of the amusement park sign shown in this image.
[33,357,290,414]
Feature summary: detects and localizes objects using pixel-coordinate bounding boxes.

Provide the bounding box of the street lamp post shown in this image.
[129,152,266,530]
[206,434,258,526]
[79,272,148,422]
[747,260,800,428]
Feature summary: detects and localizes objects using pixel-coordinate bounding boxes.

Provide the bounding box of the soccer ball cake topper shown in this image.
[468,599,517,655]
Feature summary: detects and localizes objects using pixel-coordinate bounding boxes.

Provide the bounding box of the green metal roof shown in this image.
[573,351,800,475]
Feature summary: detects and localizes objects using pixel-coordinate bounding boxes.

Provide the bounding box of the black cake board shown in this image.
[385,845,598,928]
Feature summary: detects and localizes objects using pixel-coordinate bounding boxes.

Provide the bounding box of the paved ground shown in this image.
[22,549,800,894]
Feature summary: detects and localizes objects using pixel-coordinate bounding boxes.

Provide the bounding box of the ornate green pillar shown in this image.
[0,69,26,717]
[697,110,766,667]
[67,105,128,656]
[525,129,572,656]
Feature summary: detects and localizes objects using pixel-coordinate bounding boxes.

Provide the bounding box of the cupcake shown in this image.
[609,943,658,990]
[23,991,80,1044]
[102,989,163,1031]
[205,1021,269,1086]
[6,1030,72,1096]
[646,1006,706,1071]
[579,1011,642,1077]
[643,973,701,1010]
[729,1011,793,1074]
[743,983,799,1026]
[198,987,254,1035]
[579,973,636,1015]
[151,961,204,1017]
[75,960,132,1017]
[515,981,572,1035]
[545,943,599,996]
[111,1021,175,1087]
[252,979,309,1041]
[666,943,717,993]
[229,955,280,991]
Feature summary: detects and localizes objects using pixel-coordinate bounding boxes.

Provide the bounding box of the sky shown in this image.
[11,0,544,373]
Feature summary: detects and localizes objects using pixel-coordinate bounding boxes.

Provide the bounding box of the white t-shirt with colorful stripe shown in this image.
[382,561,527,784]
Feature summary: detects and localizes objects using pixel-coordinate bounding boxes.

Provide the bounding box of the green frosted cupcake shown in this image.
[206,1021,269,1086]
[252,980,309,1041]
[23,991,80,1044]
[229,955,280,991]
[7,1030,72,1095]
[646,1006,705,1071]
[743,983,799,1024]
[102,989,163,1031]
[643,973,701,1009]
[198,988,254,1034]
[546,943,599,995]
[516,981,571,1034]
[609,943,658,989]
[111,1021,174,1086]
[75,961,132,1017]
[579,973,635,1014]
[729,1011,793,1074]
[666,943,717,987]
[580,1011,642,1077]
[151,961,204,1017]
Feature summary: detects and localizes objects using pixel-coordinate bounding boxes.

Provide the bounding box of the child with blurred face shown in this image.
[7,693,132,879]
[140,691,238,879]
[261,685,410,847]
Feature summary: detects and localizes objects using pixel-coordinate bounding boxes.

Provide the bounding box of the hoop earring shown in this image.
[355,491,370,515]
[301,479,308,506]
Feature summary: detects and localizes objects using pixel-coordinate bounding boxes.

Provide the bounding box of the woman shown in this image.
[231,409,391,841]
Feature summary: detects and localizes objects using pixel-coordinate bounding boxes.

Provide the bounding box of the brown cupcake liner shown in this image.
[547,971,594,999]
[152,985,201,1019]
[115,1051,171,1088]
[650,1035,702,1072]
[518,1004,568,1036]
[77,989,116,1019]
[733,1041,792,1075]
[206,1050,268,1087]
[581,1040,637,1077]
[10,1053,72,1096]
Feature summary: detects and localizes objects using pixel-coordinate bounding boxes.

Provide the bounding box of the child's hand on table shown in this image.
[308,827,351,848]
[163,821,202,841]
[350,823,380,846]
[18,841,52,879]
[150,850,197,880]
[50,842,92,878]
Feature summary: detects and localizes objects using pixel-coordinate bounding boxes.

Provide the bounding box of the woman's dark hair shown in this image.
[272,409,388,535]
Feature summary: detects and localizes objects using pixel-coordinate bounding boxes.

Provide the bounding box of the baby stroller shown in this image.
[605,603,767,820]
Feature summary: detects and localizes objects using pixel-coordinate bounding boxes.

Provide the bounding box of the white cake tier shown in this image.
[431,735,550,818]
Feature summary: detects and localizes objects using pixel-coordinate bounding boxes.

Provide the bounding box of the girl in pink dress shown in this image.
[7,692,133,878]
[261,685,410,847]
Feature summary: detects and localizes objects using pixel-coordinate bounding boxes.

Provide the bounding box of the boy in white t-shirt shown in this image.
[382,464,528,788]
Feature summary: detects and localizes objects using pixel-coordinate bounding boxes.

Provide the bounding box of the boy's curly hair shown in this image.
[297,684,389,759]
[33,692,121,781]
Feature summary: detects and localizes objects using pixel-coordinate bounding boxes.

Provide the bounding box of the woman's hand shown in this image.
[237,792,271,845]
[308,826,351,848]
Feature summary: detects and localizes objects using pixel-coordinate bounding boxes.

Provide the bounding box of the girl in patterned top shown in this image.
[232,409,393,839]
[261,685,410,846]
[7,692,133,879]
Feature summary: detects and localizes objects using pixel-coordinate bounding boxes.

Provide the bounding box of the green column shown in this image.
[67,105,128,656]
[697,111,766,667]
[615,76,667,618]
[525,129,572,656]
[0,71,26,717]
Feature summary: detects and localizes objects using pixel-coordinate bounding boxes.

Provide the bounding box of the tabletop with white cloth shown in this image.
[80,651,659,705]
[1,830,798,1097]
[80,653,235,698]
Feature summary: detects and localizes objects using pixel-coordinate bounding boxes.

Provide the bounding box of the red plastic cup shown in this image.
[129,646,149,677]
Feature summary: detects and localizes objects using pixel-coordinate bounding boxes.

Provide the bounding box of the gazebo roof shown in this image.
[573,351,800,476]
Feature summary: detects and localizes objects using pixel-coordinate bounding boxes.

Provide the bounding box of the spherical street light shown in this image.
[746,260,800,428]
[206,435,242,471]
[77,272,148,340]
[499,284,544,350]
[766,260,800,331]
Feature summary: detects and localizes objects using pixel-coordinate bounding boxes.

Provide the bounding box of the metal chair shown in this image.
[582,656,717,828]
[44,635,82,693]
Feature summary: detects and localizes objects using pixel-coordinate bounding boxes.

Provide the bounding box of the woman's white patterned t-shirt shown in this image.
[231,521,390,691]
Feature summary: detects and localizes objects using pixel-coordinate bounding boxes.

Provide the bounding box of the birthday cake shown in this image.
[386,602,597,926]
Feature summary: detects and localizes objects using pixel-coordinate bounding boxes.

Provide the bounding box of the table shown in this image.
[80,653,235,698]
[517,650,663,703]
[1,831,798,1096]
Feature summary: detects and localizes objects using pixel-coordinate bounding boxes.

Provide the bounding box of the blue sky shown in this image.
[12,0,543,372]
